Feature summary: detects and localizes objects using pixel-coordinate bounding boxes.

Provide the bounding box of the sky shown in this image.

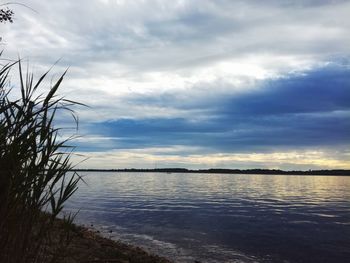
[1,0,350,170]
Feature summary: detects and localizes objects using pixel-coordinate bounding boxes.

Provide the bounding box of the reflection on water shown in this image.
[66,173,350,263]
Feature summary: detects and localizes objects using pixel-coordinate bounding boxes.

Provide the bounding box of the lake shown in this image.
[66,172,350,263]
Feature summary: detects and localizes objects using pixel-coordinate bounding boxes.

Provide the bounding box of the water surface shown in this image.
[66,172,350,263]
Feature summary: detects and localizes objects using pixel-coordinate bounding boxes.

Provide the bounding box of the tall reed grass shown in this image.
[0,57,82,263]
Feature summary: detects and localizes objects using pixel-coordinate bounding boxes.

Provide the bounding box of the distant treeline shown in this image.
[73,168,350,176]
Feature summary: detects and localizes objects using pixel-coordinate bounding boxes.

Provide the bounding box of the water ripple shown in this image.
[65,172,350,263]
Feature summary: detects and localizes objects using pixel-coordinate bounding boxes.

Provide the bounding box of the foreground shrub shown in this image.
[0,58,81,263]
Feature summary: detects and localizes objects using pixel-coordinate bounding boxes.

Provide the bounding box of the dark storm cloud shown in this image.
[85,64,350,152]
[219,63,350,115]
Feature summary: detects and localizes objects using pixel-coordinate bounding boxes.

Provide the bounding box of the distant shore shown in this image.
[72,168,350,176]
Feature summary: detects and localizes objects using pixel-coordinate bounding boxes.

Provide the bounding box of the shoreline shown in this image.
[51,219,173,263]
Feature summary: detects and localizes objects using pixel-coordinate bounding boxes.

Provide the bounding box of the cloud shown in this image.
[83,64,350,154]
[3,0,350,74]
[2,0,350,168]
[220,63,350,116]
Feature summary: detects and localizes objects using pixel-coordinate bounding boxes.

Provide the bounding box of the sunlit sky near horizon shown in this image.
[2,0,350,170]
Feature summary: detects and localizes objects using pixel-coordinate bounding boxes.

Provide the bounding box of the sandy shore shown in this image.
[50,219,173,263]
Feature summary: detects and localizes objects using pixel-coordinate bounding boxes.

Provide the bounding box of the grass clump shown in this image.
[0,57,82,263]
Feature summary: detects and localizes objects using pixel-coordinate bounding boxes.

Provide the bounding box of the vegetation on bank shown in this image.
[0,57,81,262]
